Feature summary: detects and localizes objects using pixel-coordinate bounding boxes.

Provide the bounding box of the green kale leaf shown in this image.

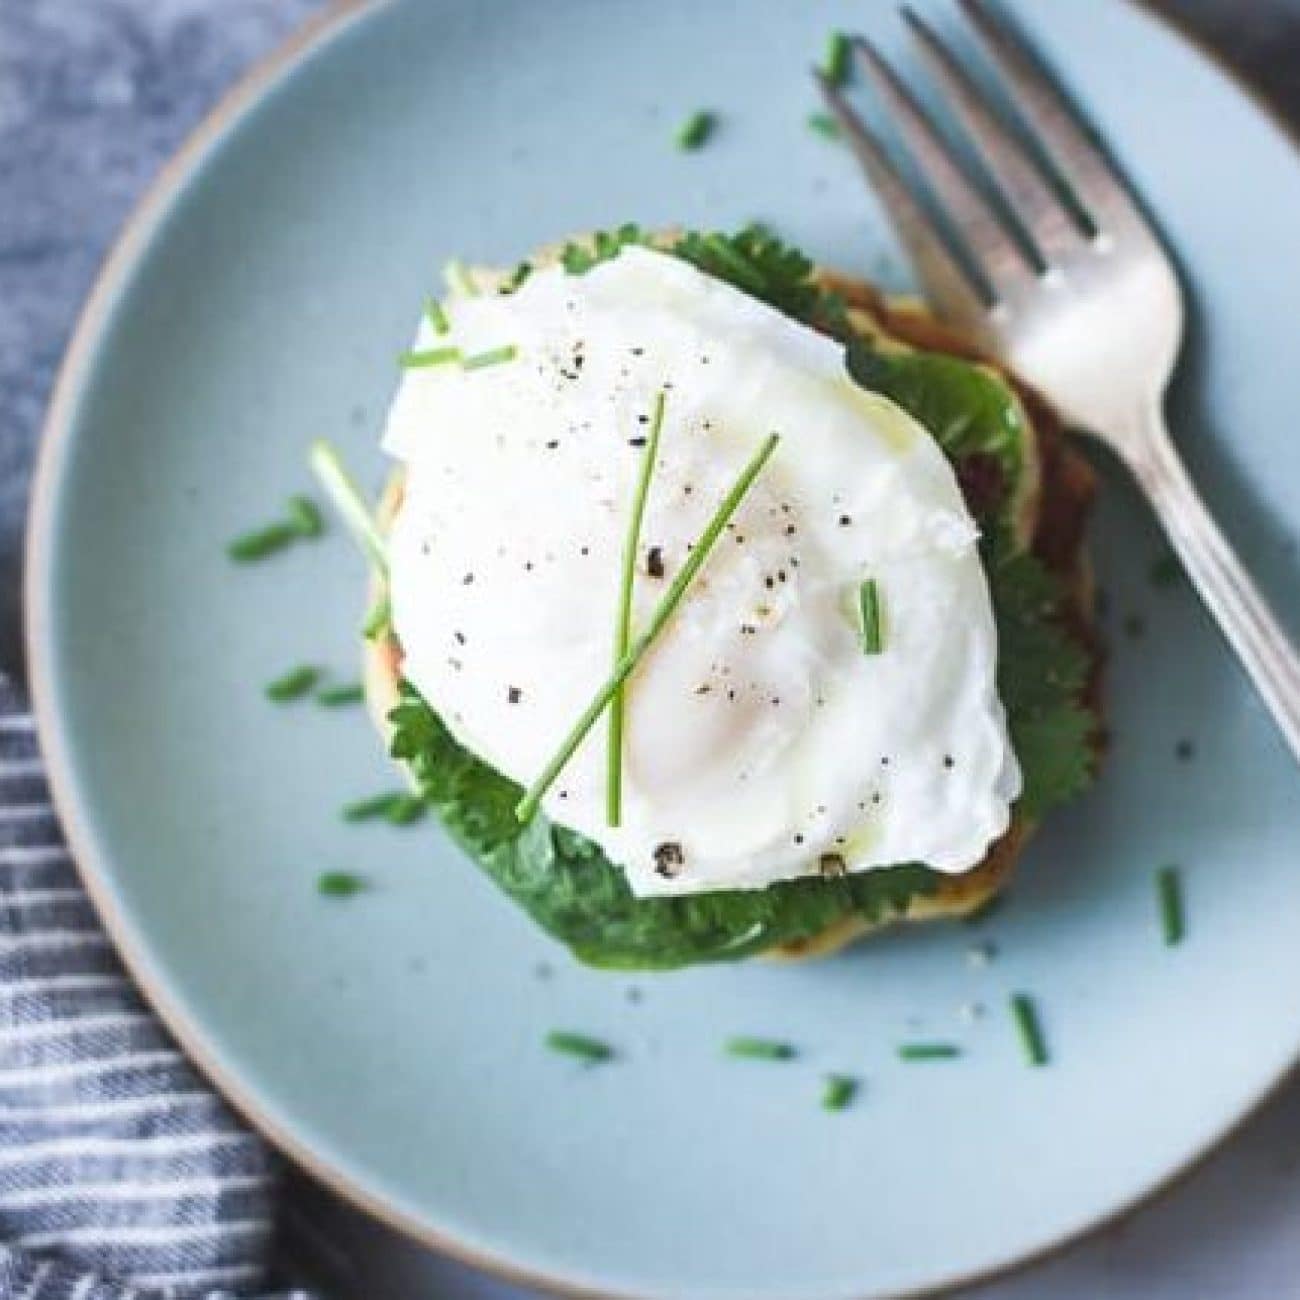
[390,682,935,970]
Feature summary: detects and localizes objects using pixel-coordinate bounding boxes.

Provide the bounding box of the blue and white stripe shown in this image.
[0,675,309,1299]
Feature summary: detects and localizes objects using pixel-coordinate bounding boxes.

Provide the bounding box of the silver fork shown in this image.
[818,0,1300,762]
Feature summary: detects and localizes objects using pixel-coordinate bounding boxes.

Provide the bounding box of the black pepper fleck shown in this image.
[646,546,665,578]
[839,514,852,526]
[819,853,847,878]
[653,842,686,878]
[507,686,522,704]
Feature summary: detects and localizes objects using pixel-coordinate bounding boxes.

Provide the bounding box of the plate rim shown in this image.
[22,2,1300,1297]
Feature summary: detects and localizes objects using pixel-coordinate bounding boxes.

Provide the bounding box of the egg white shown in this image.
[383,248,1021,897]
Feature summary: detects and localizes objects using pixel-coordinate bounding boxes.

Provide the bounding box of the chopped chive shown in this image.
[675,110,715,151]
[501,260,533,293]
[807,112,842,141]
[345,793,422,825]
[725,1037,796,1061]
[400,346,461,369]
[859,578,884,654]
[1009,993,1049,1067]
[515,432,781,823]
[1157,865,1185,946]
[1150,552,1182,587]
[227,521,300,562]
[823,30,852,87]
[318,871,367,897]
[342,792,403,822]
[265,666,320,703]
[560,242,592,274]
[443,259,479,297]
[385,794,427,826]
[362,591,392,642]
[461,344,518,371]
[821,1074,858,1110]
[287,495,324,538]
[424,296,450,335]
[318,683,365,707]
[308,441,388,574]
[897,1043,961,1062]
[608,390,668,828]
[545,1030,614,1064]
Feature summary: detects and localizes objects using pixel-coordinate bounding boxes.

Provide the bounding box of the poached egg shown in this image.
[382,247,1020,897]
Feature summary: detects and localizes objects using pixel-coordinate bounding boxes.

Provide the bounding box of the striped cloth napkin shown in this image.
[0,671,314,1300]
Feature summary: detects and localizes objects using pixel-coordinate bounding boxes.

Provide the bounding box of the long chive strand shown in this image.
[516,432,781,823]
[607,390,667,827]
[308,441,388,574]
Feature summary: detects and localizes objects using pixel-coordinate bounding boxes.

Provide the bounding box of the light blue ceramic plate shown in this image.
[26,1,1300,1296]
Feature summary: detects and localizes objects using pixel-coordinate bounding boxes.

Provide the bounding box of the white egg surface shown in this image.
[383,247,1020,897]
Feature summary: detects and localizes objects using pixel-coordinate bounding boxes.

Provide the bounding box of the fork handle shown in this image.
[1125,400,1300,761]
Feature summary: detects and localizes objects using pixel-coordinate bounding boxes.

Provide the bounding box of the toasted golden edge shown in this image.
[361,240,1100,959]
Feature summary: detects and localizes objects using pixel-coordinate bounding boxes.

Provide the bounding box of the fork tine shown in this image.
[957,0,1150,235]
[901,7,1080,265]
[852,36,1034,298]
[815,71,992,340]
